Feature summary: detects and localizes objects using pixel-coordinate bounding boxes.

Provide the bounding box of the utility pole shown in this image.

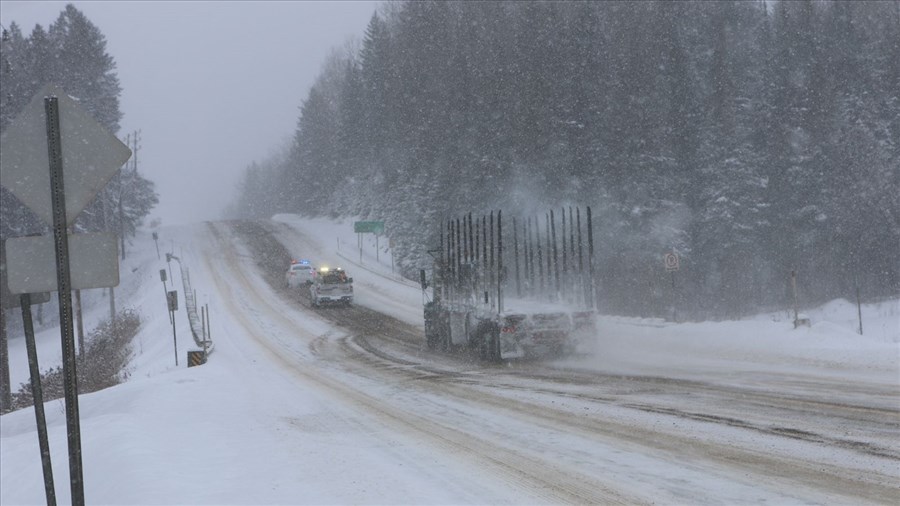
[120,130,140,260]
[117,130,141,260]
[99,175,117,320]
[118,132,129,260]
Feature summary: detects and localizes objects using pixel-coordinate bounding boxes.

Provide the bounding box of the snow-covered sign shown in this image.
[4,233,119,293]
[664,251,679,272]
[0,84,132,226]
[354,221,384,234]
[0,246,50,307]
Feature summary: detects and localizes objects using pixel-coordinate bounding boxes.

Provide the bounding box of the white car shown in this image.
[284,260,316,288]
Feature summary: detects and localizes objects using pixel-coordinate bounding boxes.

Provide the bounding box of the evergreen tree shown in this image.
[358,12,392,154]
[1,5,158,245]
[233,0,899,312]
[289,84,340,214]
[48,4,122,132]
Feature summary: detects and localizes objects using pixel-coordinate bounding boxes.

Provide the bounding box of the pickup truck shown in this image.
[309,267,353,307]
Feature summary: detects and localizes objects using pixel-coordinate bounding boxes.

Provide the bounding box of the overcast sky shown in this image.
[0,0,380,226]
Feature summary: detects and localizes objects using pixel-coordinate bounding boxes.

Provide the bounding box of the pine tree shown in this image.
[231,0,899,309]
[48,4,122,132]
[358,12,392,154]
[1,5,158,245]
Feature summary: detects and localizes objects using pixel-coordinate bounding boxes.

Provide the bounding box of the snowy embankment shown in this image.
[576,310,898,388]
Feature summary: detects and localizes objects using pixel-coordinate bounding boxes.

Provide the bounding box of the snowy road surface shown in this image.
[2,216,898,504]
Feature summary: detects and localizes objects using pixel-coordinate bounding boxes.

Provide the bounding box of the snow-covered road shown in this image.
[2,216,898,504]
[213,218,900,504]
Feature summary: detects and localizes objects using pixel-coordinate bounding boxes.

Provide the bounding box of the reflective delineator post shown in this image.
[586,206,594,310]
[168,290,179,366]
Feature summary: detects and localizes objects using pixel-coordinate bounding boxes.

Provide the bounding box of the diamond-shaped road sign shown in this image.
[0,84,132,226]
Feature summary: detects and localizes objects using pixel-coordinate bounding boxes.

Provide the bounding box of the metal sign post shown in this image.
[21,293,57,506]
[791,270,799,328]
[354,221,385,265]
[586,207,594,309]
[152,231,160,260]
[665,250,679,322]
[1,244,50,411]
[45,95,85,505]
[0,85,132,506]
[856,283,864,335]
[160,269,172,324]
[168,290,179,366]
[165,253,174,285]
[204,302,211,354]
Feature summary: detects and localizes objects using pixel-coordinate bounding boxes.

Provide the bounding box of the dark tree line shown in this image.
[230,0,899,319]
[1,4,158,245]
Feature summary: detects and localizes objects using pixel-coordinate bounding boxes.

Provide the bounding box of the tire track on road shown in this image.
[228,218,900,504]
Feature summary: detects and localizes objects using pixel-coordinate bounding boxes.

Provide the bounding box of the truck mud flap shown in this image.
[475,321,502,363]
[423,303,452,351]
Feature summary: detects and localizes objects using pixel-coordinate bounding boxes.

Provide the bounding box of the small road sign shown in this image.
[167,290,179,312]
[4,233,119,293]
[0,291,50,309]
[187,350,207,367]
[1,243,51,308]
[664,251,680,272]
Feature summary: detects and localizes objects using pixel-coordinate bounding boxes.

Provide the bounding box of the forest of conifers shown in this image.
[235,2,899,317]
[1,5,158,250]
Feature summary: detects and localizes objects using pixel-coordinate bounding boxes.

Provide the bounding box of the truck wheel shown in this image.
[477,324,497,362]
[490,329,501,362]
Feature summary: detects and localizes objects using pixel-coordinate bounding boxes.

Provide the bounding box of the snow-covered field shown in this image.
[2,215,898,504]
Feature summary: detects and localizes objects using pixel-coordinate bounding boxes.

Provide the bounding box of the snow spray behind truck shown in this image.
[422,207,598,362]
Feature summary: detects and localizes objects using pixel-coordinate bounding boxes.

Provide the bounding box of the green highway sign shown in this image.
[354,221,384,234]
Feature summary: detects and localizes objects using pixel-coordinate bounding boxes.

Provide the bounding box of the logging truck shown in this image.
[422,206,598,362]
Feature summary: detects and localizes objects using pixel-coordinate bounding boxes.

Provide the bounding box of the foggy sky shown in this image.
[0,1,379,226]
